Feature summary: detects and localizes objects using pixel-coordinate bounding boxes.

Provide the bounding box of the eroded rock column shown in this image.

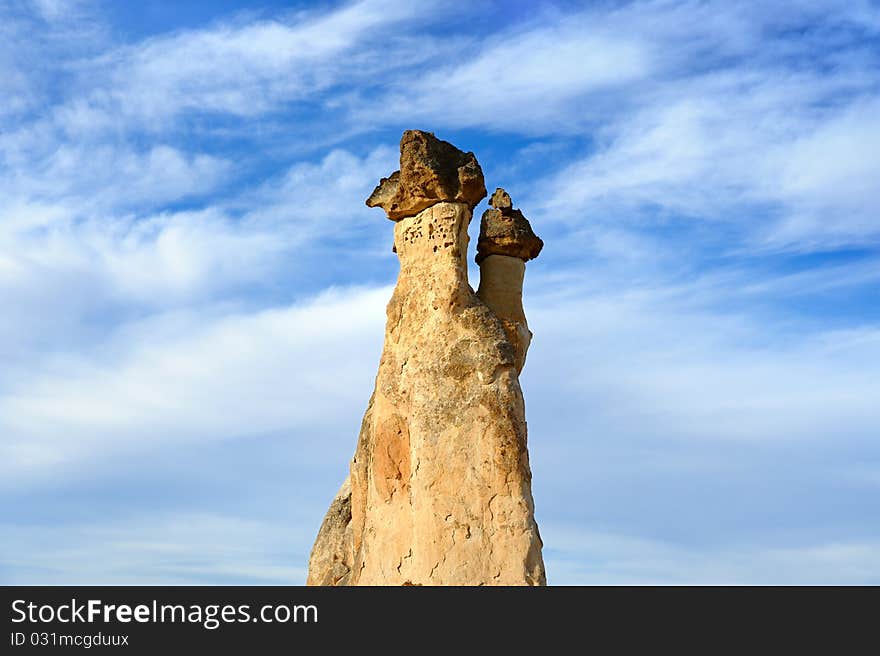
[476,188,543,373]
[307,131,546,586]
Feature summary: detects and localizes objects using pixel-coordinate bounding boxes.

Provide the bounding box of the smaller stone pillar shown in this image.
[476,188,543,373]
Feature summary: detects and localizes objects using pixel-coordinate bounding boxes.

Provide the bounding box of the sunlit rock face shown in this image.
[307,133,545,586]
[365,130,487,221]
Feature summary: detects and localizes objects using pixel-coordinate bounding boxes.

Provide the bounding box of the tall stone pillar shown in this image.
[307,131,545,586]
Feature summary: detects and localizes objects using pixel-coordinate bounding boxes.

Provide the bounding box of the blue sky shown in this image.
[1,0,878,584]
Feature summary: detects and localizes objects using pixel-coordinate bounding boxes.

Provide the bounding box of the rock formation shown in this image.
[307,130,545,586]
[366,129,487,220]
[476,189,543,374]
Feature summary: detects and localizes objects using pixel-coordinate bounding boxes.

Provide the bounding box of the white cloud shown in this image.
[0,144,395,362]
[363,18,650,131]
[530,69,880,250]
[2,144,231,215]
[342,0,880,251]
[543,525,880,584]
[0,285,389,488]
[525,277,880,446]
[0,512,310,584]
[76,207,282,303]
[48,0,447,133]
[242,145,397,232]
[769,98,880,246]
[30,0,79,22]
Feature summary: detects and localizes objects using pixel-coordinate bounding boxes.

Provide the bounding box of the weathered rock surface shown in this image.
[476,189,543,263]
[476,255,531,374]
[474,189,542,372]
[306,477,353,586]
[308,134,544,586]
[366,130,487,221]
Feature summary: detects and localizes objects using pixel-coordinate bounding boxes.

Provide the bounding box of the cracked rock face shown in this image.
[308,134,544,586]
[365,130,487,221]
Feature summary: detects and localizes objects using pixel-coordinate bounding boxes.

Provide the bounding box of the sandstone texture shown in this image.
[474,189,542,373]
[306,477,353,585]
[308,134,544,586]
[476,254,531,374]
[366,130,487,221]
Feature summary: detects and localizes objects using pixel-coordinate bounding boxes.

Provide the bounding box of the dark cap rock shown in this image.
[476,188,543,263]
[366,130,487,221]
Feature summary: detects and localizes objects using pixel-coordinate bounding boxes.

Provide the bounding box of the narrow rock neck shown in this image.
[476,254,526,322]
[476,254,530,372]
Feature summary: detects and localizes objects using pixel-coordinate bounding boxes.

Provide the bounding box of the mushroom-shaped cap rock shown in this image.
[476,188,543,263]
[365,130,487,221]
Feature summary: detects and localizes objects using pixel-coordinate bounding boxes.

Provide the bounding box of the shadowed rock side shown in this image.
[306,477,354,585]
[307,134,545,586]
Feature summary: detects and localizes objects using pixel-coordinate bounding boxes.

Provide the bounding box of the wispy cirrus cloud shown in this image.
[0,285,389,488]
[2,145,231,220]
[542,526,880,585]
[1,0,879,584]
[0,145,396,384]
[532,81,880,250]
[351,0,880,252]
[359,17,651,132]
[42,0,457,138]
[0,512,311,584]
